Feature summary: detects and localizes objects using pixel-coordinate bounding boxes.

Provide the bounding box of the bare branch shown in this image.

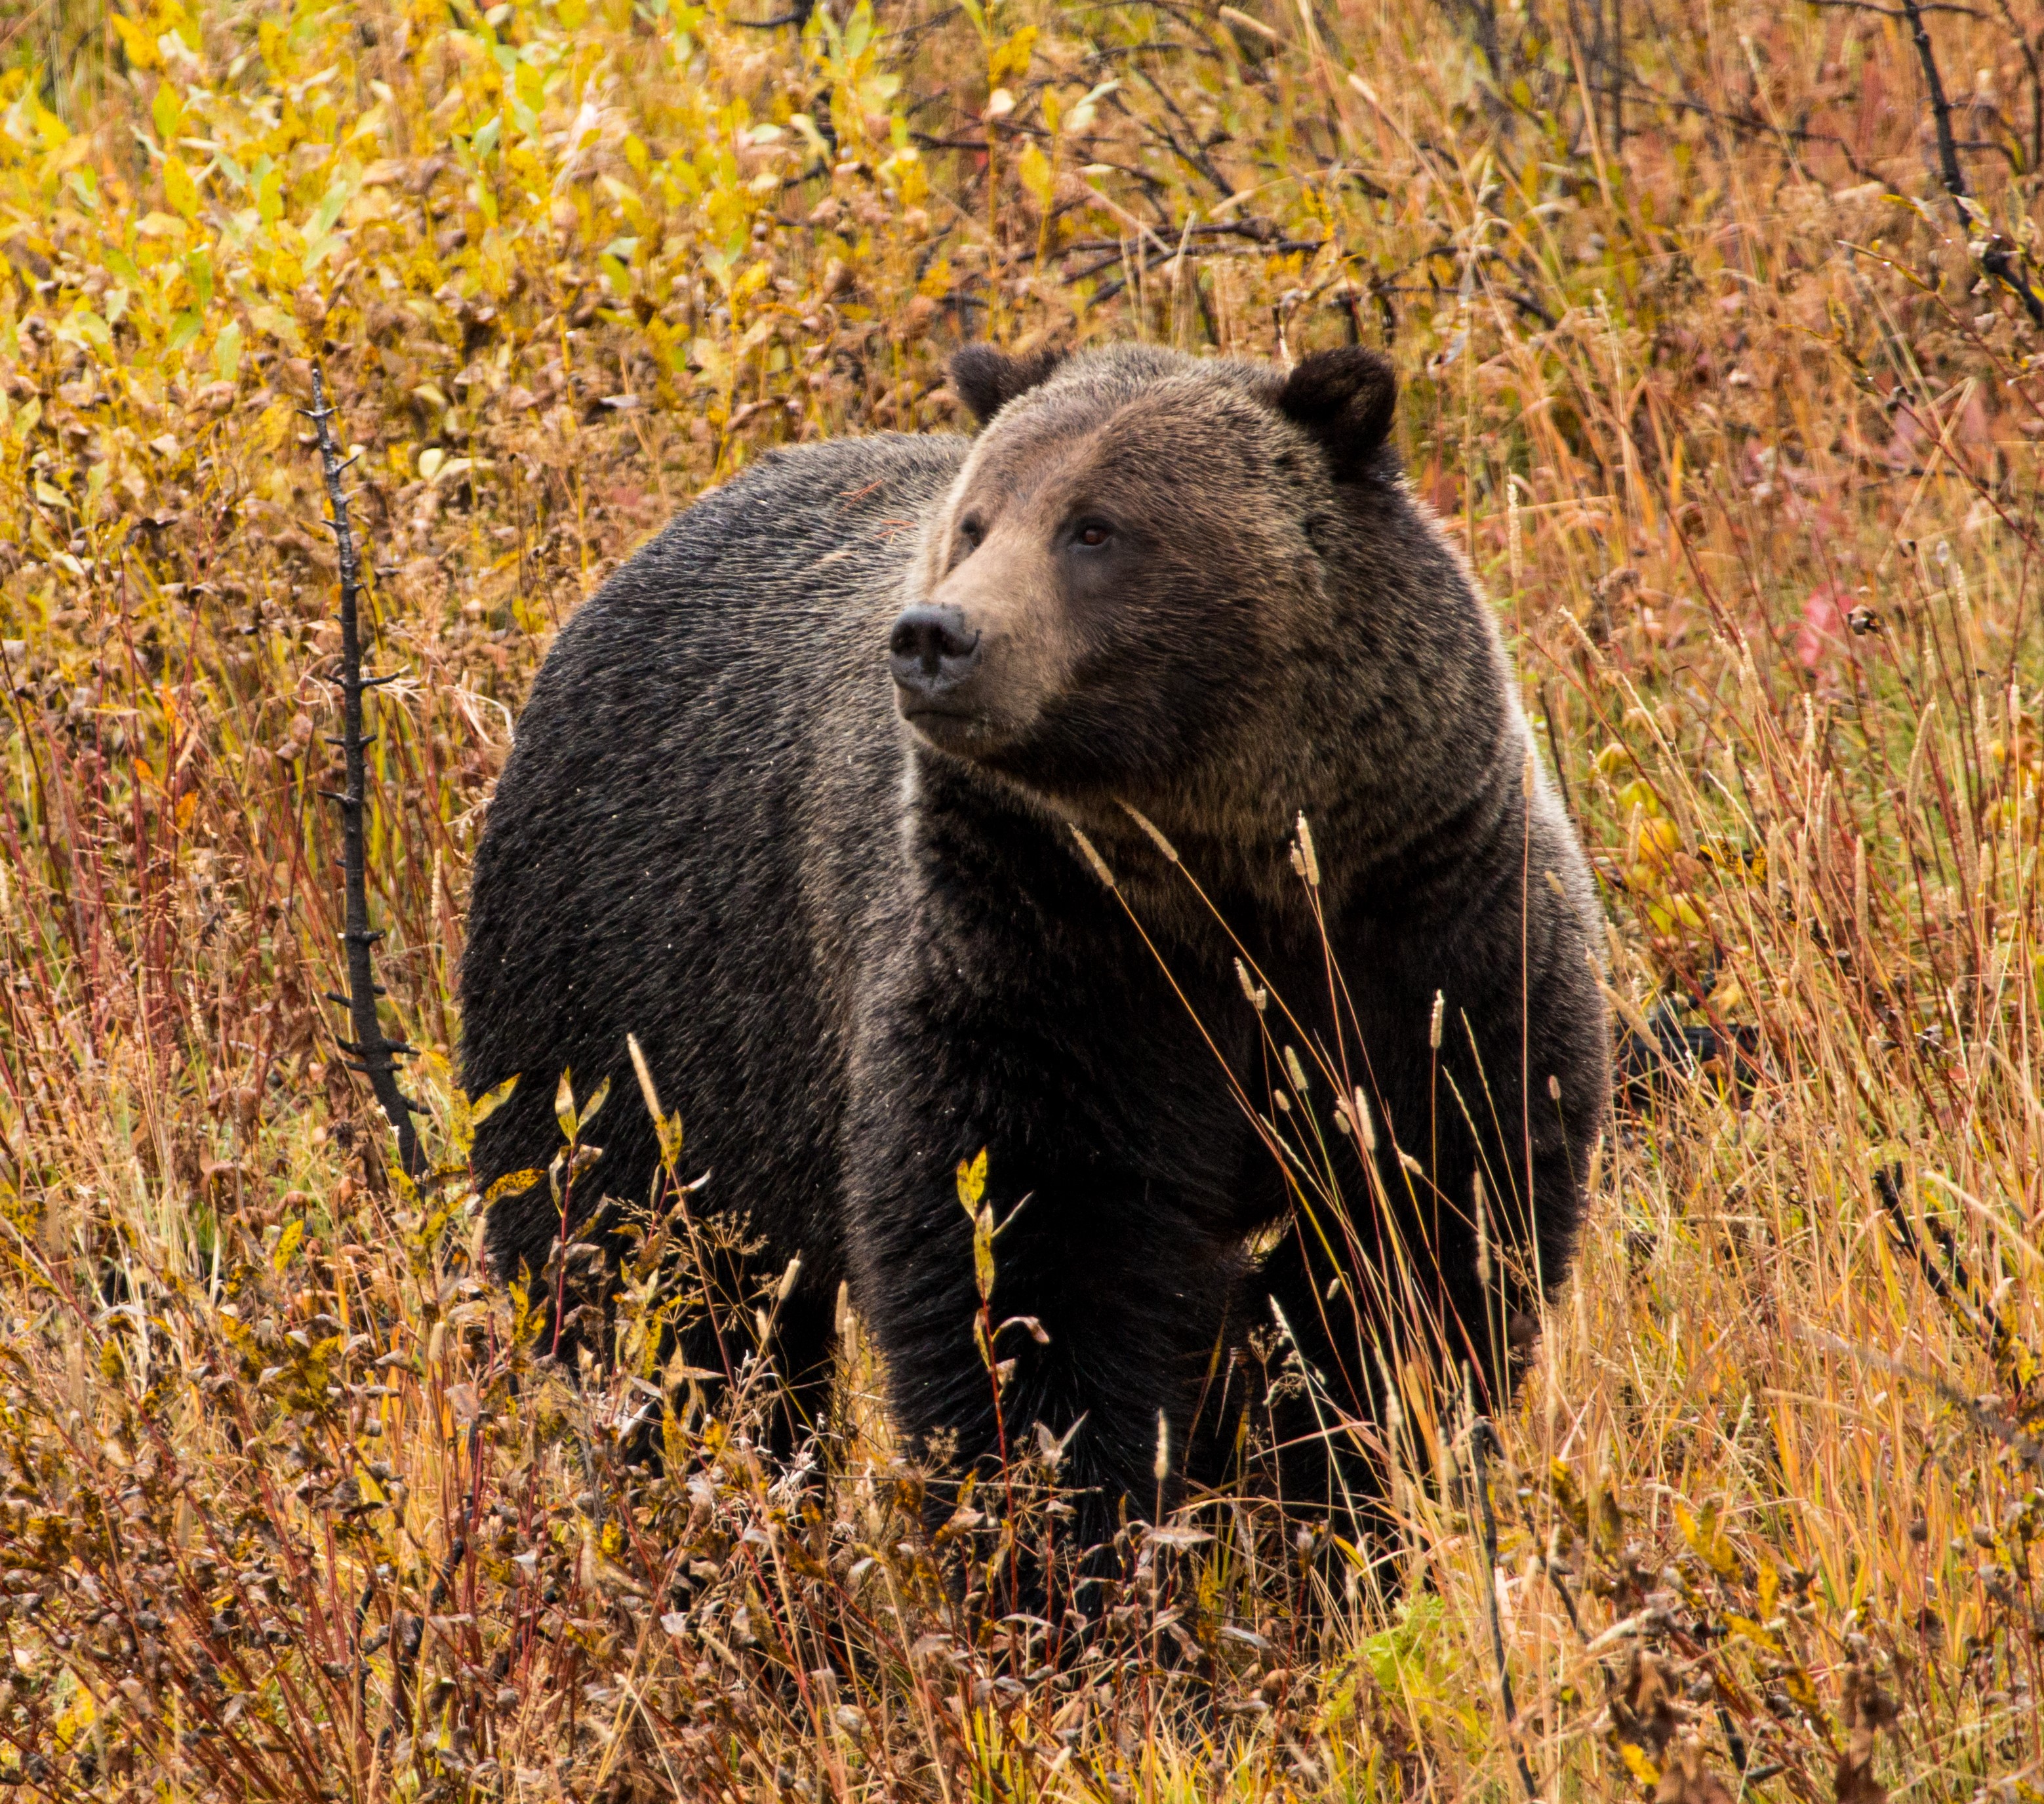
[1898,0,2044,325]
[307,362,424,1182]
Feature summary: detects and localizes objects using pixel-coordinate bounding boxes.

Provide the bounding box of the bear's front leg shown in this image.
[841,976,1249,1567]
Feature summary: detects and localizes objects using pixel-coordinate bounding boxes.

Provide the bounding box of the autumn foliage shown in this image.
[1,0,2042,1797]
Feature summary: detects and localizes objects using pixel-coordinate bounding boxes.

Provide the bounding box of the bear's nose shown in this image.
[888,605,982,695]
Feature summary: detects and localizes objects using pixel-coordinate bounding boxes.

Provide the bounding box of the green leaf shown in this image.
[58,308,110,351]
[152,82,184,146]
[311,178,351,237]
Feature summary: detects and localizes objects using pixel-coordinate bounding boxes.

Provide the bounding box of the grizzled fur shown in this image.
[460,343,1609,1537]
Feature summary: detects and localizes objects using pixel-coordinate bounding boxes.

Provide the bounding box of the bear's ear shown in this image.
[1276,346,1397,481]
[950,344,1066,428]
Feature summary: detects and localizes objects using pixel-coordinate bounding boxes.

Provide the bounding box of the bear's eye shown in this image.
[956,517,985,553]
[1073,519,1113,550]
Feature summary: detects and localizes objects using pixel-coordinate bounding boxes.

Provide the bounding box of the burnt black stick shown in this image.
[308,362,423,1180]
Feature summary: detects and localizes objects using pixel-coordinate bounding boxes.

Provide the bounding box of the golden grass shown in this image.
[0,0,2041,1797]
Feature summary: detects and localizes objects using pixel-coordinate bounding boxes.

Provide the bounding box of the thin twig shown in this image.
[306,363,423,1181]
[1898,0,2044,324]
[1469,1418,1539,1800]
[1874,1163,2011,1361]
[1807,0,1991,18]
[1906,0,1971,205]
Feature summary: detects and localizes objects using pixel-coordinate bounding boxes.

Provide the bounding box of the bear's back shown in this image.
[461,431,968,1277]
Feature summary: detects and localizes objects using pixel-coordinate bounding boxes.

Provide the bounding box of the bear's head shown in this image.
[889,342,1402,821]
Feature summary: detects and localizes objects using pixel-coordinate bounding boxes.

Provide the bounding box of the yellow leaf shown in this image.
[1017,141,1053,209]
[1635,815,1681,870]
[988,24,1037,85]
[1645,892,1706,935]
[1616,1742,1660,1788]
[469,1072,519,1131]
[483,1167,546,1205]
[112,14,159,68]
[956,1146,988,1211]
[1616,776,1661,818]
[272,1216,305,1273]
[1675,1499,1740,1579]
[509,1275,535,1344]
[52,1677,96,1747]
[972,1205,995,1303]
[1725,1613,1781,1652]
[163,154,199,221]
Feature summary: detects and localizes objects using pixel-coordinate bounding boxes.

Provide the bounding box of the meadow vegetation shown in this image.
[1,0,2042,1795]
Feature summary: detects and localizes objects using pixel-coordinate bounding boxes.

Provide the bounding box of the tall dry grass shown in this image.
[0,0,2041,1796]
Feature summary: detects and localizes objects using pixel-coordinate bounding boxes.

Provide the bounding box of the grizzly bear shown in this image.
[460,343,1609,1547]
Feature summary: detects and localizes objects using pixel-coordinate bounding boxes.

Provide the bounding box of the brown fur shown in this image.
[910,345,1549,936]
[462,340,1609,1564]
